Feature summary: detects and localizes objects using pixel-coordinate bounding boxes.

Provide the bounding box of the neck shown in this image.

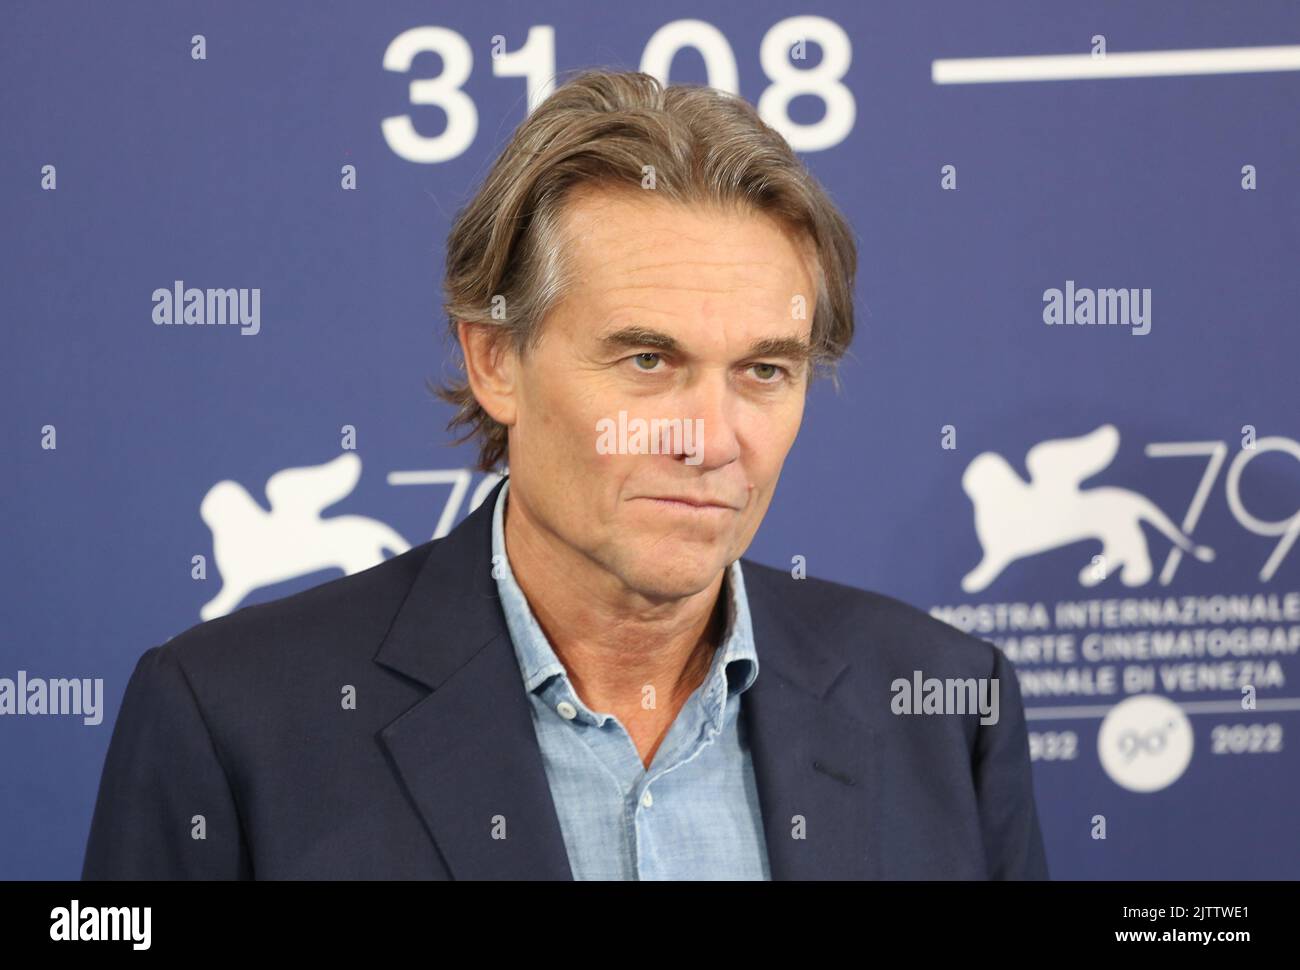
[502,487,728,720]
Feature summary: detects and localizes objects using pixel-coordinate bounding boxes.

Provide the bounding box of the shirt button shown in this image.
[556,701,578,720]
[641,790,654,808]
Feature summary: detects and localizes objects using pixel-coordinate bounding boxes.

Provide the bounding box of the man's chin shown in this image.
[612,552,731,603]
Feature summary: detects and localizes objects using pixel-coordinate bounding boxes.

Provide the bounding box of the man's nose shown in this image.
[672,372,740,470]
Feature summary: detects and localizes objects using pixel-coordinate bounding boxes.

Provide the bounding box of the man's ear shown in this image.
[457,321,518,428]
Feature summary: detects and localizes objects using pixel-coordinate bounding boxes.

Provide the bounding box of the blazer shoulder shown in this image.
[156,539,438,683]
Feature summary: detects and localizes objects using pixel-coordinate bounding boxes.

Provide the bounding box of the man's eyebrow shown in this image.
[597,326,813,362]
[745,336,813,362]
[598,326,681,354]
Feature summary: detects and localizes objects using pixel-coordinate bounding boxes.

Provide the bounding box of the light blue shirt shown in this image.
[490,478,771,880]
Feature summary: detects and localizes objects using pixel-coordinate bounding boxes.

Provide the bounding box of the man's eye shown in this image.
[749,362,787,383]
[630,352,664,372]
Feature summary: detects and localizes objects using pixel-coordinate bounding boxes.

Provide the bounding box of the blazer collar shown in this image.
[374,477,878,879]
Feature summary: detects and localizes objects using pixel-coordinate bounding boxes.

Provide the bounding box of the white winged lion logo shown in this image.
[199,453,410,619]
[961,424,1214,593]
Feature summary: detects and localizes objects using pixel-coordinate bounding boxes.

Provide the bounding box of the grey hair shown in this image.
[432,67,858,472]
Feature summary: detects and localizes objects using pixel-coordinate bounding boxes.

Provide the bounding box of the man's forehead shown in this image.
[557,186,817,301]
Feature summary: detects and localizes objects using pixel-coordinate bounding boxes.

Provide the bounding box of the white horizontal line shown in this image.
[1026,698,1300,720]
[932,45,1300,84]
[386,470,464,485]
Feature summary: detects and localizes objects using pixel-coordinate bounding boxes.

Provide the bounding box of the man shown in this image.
[83,69,1048,880]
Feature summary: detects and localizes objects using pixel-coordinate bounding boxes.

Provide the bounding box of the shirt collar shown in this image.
[490,477,759,706]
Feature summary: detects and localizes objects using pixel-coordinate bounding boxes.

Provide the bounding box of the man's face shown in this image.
[502,184,817,602]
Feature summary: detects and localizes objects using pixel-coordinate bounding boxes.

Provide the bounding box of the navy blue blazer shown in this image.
[83,477,1049,880]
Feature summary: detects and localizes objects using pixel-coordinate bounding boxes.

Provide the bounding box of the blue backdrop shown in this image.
[3,0,1298,879]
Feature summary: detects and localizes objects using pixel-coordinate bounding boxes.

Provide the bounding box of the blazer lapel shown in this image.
[373,478,574,880]
[742,564,881,880]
